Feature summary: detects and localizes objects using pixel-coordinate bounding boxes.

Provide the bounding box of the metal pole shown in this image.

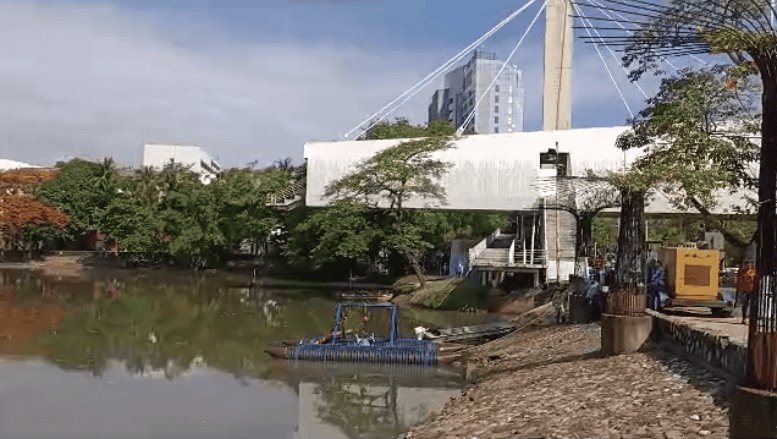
[531,211,537,265]
[555,143,561,284]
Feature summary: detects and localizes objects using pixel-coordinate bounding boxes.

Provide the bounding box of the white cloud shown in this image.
[0,1,435,167]
[0,0,664,169]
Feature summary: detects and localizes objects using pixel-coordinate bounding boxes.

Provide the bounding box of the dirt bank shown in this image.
[405,323,732,439]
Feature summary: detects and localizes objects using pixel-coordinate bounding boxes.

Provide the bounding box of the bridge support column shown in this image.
[543,0,573,131]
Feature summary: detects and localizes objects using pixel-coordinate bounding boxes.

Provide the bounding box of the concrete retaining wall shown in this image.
[648,310,747,380]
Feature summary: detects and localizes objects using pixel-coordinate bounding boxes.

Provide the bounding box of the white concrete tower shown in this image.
[543,0,574,131]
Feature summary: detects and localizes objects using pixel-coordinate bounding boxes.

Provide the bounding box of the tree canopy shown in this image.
[324,135,452,285]
[589,0,777,274]
[0,195,70,251]
[617,66,760,246]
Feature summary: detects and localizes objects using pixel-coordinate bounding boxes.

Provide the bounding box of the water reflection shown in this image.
[0,269,477,438]
[290,363,458,439]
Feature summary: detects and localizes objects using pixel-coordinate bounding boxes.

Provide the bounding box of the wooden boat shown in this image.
[265,302,466,366]
[418,321,517,345]
[337,291,394,302]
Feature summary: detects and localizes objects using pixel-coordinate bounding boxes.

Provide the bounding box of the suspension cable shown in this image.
[456,1,547,136]
[343,0,540,140]
[576,3,649,100]
[571,2,634,118]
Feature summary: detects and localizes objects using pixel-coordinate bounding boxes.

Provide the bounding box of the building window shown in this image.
[508,85,513,93]
[495,95,500,103]
[494,127,500,133]
[508,96,513,104]
[495,85,500,93]
[494,116,500,124]
[495,105,500,113]
[507,117,513,125]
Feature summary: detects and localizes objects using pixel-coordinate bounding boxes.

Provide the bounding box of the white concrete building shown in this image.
[0,159,39,170]
[142,144,221,184]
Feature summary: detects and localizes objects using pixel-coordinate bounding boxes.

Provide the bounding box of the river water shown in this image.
[0,269,492,439]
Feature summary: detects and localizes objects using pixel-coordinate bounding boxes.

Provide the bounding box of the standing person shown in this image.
[737,259,757,324]
[456,261,465,278]
[585,278,602,322]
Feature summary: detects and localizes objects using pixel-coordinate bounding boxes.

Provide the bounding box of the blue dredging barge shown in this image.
[265,302,472,366]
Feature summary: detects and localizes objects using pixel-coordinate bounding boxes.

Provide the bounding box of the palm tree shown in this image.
[96,157,117,195]
[135,167,161,208]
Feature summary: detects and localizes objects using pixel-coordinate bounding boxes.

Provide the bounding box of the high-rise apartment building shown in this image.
[428,50,525,135]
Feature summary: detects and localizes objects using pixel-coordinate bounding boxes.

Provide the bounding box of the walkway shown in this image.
[405,324,731,439]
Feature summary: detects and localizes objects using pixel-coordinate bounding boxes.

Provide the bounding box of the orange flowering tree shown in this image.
[0,195,70,251]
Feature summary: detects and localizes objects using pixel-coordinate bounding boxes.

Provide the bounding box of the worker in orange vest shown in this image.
[736,259,757,324]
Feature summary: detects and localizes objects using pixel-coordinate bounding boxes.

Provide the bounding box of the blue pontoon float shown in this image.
[265,302,464,366]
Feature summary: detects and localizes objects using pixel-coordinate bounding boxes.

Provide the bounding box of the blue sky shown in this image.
[0,0,666,167]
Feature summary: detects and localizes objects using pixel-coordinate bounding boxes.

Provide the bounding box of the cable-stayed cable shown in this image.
[576,3,649,100]
[343,0,539,139]
[456,1,547,136]
[572,2,634,118]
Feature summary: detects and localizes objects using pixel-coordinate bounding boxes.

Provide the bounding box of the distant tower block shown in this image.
[543,0,573,131]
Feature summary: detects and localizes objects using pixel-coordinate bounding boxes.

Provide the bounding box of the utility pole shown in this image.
[543,0,573,131]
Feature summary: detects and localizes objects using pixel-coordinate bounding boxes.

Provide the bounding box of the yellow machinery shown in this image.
[659,247,734,316]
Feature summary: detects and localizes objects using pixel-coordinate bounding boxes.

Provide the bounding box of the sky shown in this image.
[0,0,667,168]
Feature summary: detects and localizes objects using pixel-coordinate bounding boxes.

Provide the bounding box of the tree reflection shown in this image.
[0,270,334,380]
[314,376,404,439]
[0,270,463,439]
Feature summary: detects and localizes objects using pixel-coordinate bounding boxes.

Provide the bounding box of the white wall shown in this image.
[303,126,756,216]
[142,144,221,184]
[306,127,634,210]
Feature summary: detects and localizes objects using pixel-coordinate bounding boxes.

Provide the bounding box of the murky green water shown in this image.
[0,269,492,439]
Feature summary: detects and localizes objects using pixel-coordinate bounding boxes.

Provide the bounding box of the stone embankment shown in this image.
[404,323,732,439]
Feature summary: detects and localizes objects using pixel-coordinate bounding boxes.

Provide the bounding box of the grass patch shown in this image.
[392,275,422,294]
[408,278,488,311]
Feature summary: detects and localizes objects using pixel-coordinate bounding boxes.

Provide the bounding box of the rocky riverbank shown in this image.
[405,323,733,439]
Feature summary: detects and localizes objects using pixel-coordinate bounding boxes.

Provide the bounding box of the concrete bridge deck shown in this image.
[304,127,754,216]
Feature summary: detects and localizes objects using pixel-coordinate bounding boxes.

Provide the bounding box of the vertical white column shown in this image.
[543,0,574,131]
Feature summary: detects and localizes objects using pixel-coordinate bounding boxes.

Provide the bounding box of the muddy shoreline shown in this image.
[402,320,732,439]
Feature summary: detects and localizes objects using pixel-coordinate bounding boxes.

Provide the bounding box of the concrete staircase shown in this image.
[266,177,305,210]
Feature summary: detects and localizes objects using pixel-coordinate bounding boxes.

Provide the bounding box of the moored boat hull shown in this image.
[264,342,465,366]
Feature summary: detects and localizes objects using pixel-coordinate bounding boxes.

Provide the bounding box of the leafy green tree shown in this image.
[360,118,455,140]
[325,136,452,286]
[617,66,760,247]
[607,0,777,277]
[96,194,163,259]
[211,169,281,254]
[286,202,383,273]
[36,159,114,238]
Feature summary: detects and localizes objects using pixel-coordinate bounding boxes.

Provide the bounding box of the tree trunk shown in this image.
[404,249,426,287]
[576,214,594,259]
[745,58,777,392]
[756,71,777,278]
[614,188,646,291]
